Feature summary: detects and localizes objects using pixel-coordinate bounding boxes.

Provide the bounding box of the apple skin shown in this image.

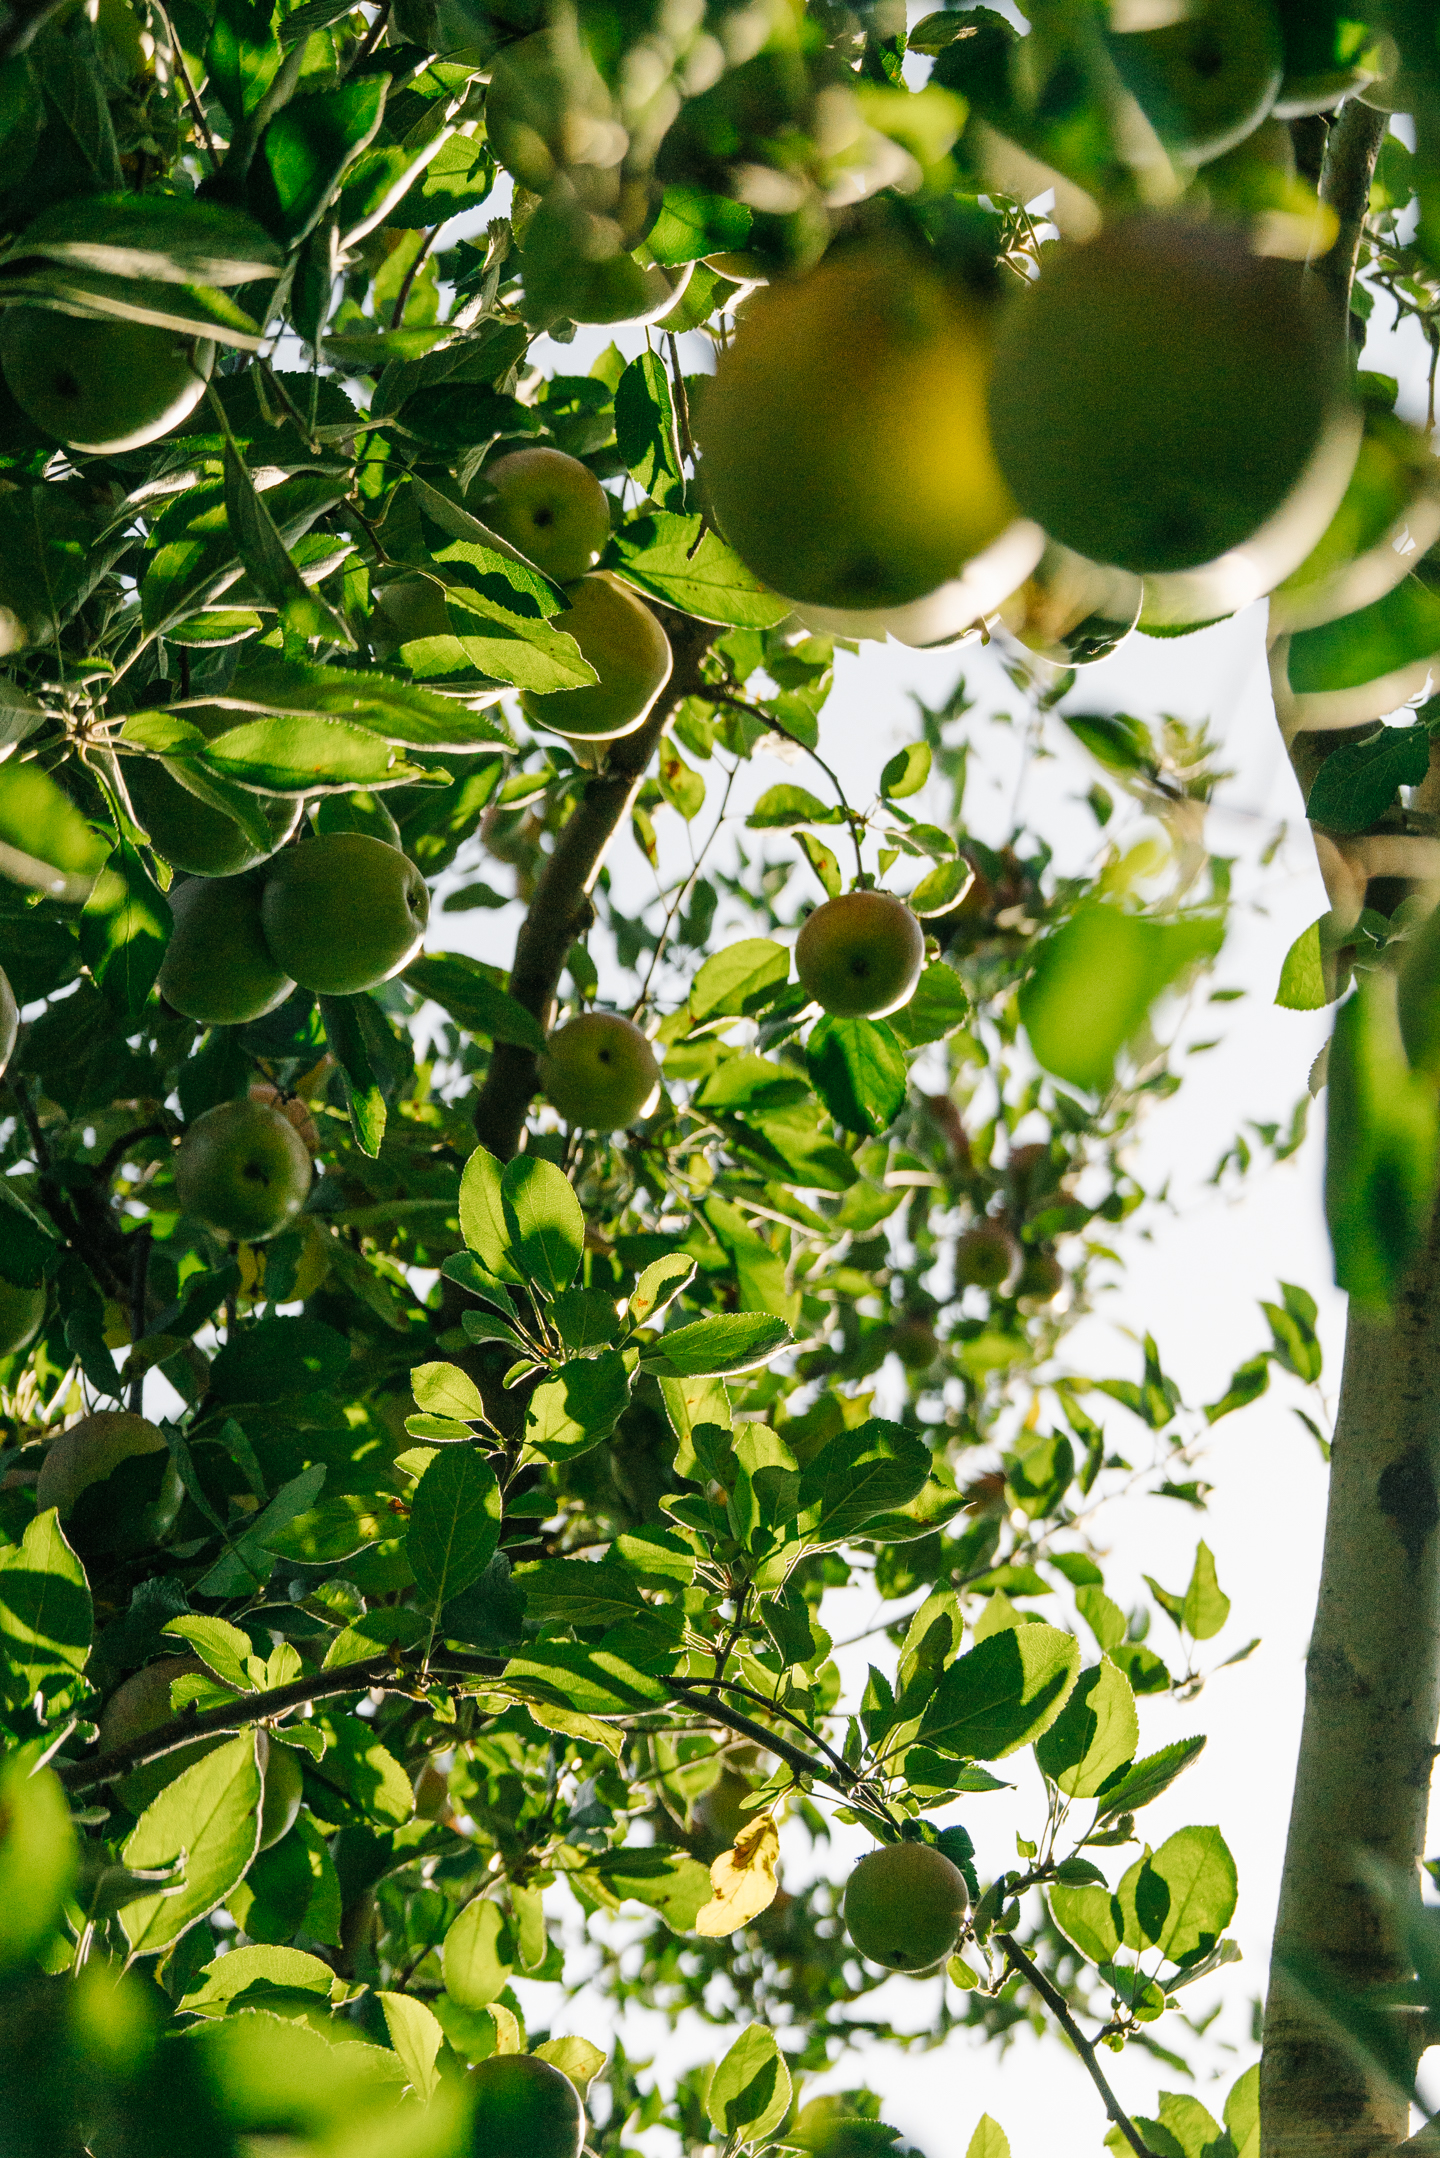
[0,963,16,1081]
[258,1740,305,1850]
[174,1097,314,1243]
[988,216,1341,575]
[260,833,430,996]
[1104,0,1283,164]
[795,892,924,1020]
[521,573,672,742]
[1017,1247,1065,1303]
[35,1410,168,1517]
[0,309,214,455]
[696,236,1017,611]
[954,1221,1021,1291]
[539,1012,661,1131]
[843,1842,970,1972]
[98,1653,220,1815]
[468,2053,585,2158]
[158,875,296,1027]
[475,447,612,585]
[127,753,300,879]
[0,1273,46,1356]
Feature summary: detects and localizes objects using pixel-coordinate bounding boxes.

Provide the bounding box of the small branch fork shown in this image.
[998,1932,1160,2158]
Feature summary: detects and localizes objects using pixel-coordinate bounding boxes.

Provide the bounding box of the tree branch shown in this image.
[1314,99,1388,332]
[472,604,720,1161]
[665,1682,845,1793]
[997,1932,1160,2158]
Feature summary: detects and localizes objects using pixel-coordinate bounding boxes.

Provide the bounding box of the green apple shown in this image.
[988,216,1343,574]
[954,1221,1020,1290]
[0,961,16,1080]
[1275,0,1384,114]
[521,574,673,741]
[98,1653,223,1815]
[1016,1247,1066,1303]
[258,1741,305,1850]
[1105,0,1283,164]
[371,575,451,656]
[468,2053,585,2158]
[158,875,296,1026]
[475,446,612,584]
[127,751,300,879]
[260,834,429,996]
[0,1274,46,1356]
[843,1842,970,1972]
[0,309,214,455]
[174,1097,313,1242]
[539,1012,661,1130]
[696,235,1018,611]
[35,1410,168,1517]
[795,892,924,1020]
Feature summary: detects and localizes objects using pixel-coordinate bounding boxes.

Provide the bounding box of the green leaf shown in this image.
[747,785,843,830]
[1049,1877,1123,1966]
[459,1146,523,1281]
[254,77,387,245]
[535,2035,608,2096]
[226,656,512,749]
[377,1991,444,2102]
[0,761,110,904]
[222,438,351,646]
[501,1155,584,1296]
[1225,2065,1260,2158]
[0,1507,92,1711]
[707,2023,792,2142]
[163,1614,258,1693]
[200,714,427,794]
[327,1715,414,1826]
[881,741,932,798]
[798,1419,931,1545]
[4,193,281,285]
[965,2118,1012,2158]
[502,1637,670,1717]
[121,1733,263,1954]
[520,1557,644,1627]
[689,937,790,1020]
[919,1625,1080,1760]
[1326,972,1440,1308]
[615,352,682,499]
[628,1254,696,1326]
[263,1492,389,1564]
[412,1361,486,1422]
[1276,915,1338,1010]
[1181,1542,1231,1642]
[887,961,969,1048]
[1034,1657,1138,1799]
[1305,723,1430,834]
[1063,710,1155,776]
[179,1943,336,2016]
[442,1896,512,2010]
[907,856,976,916]
[1117,1825,1237,1964]
[1288,571,1440,695]
[807,1015,908,1138]
[1020,904,1224,1093]
[646,184,752,264]
[613,513,789,629]
[406,1447,503,1609]
[798,830,842,900]
[640,1311,792,1378]
[594,1846,714,1932]
[0,1753,75,1972]
[319,991,406,1158]
[525,1352,631,1463]
[405,952,545,1048]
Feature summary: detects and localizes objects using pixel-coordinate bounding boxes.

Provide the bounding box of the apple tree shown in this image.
[0,1,1435,2156]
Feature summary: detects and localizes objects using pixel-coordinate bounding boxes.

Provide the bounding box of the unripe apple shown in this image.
[127,749,300,878]
[174,1097,313,1243]
[988,216,1344,575]
[1104,0,1283,164]
[260,834,429,996]
[475,446,612,585]
[843,1842,970,1972]
[158,876,296,1026]
[0,310,214,455]
[796,893,924,1020]
[539,1012,661,1131]
[468,2052,585,2158]
[98,1653,218,1815]
[258,1740,305,1850]
[35,1410,168,1517]
[0,1274,46,1357]
[696,235,1017,611]
[1017,1247,1066,1304]
[954,1221,1021,1291]
[890,1316,939,1371]
[521,573,672,741]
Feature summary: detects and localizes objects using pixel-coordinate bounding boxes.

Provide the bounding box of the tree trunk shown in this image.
[1262,1204,1440,2155]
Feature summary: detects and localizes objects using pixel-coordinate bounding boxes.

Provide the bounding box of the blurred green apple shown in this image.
[258,1741,305,1849]
[260,834,429,995]
[954,1221,1021,1290]
[98,1653,222,1815]
[127,724,301,877]
[475,446,612,584]
[175,1097,313,1242]
[796,892,924,1019]
[0,309,214,454]
[1105,0,1282,164]
[468,2053,585,2158]
[158,875,296,1026]
[35,1410,169,1517]
[539,1012,661,1130]
[522,574,672,741]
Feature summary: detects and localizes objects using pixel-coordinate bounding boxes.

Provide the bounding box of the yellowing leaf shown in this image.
[693,1813,779,1936]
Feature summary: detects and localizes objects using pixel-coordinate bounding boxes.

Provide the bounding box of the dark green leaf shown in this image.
[807,1015,908,1138]
[406,1447,503,1608]
[919,1624,1079,1760]
[640,1311,792,1378]
[798,1418,931,1545]
[613,513,789,628]
[615,352,682,500]
[405,951,544,1049]
[1305,724,1430,834]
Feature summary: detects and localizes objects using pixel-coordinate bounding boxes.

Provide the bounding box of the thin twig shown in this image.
[666,333,695,467]
[671,1671,859,1790]
[711,685,866,880]
[155,1,220,171]
[997,1932,1159,2158]
[352,0,391,68]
